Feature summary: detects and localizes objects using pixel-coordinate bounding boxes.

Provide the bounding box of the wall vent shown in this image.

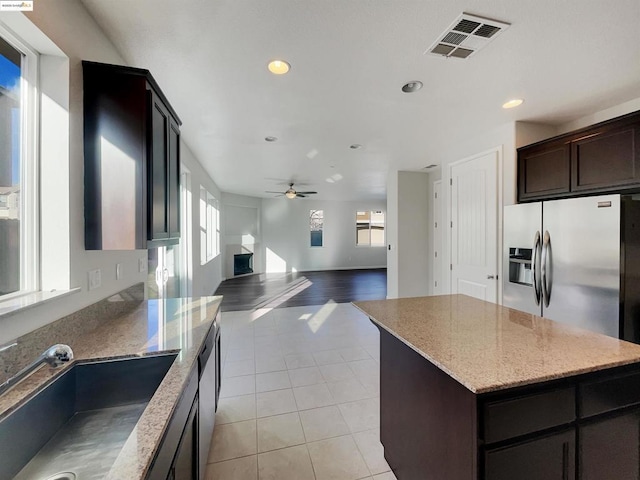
[425,13,510,59]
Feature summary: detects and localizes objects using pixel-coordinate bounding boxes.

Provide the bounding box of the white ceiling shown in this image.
[81,0,640,201]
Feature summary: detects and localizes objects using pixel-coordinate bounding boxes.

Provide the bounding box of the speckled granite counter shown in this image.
[353,294,640,393]
[0,291,222,480]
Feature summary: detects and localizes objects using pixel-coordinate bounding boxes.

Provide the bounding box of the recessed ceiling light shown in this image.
[349,144,363,150]
[265,136,278,142]
[502,98,524,109]
[402,81,423,93]
[267,60,290,75]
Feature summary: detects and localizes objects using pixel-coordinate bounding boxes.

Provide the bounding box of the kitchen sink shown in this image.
[0,354,177,480]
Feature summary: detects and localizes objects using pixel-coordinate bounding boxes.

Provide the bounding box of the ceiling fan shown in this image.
[266,183,317,199]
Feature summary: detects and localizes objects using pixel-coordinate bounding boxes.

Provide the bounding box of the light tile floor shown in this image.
[205,303,397,480]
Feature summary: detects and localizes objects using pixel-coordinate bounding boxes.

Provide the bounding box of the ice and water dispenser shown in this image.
[508,247,533,286]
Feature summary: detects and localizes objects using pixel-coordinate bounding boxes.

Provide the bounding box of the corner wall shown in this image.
[222,193,263,280]
[0,4,222,343]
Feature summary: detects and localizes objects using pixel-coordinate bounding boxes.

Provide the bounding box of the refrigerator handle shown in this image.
[533,231,542,306]
[541,230,552,308]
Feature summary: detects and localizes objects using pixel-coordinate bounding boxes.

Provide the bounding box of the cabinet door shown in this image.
[485,430,575,480]
[571,120,640,193]
[168,118,180,239]
[172,396,199,480]
[579,411,640,480]
[518,143,571,201]
[148,90,171,241]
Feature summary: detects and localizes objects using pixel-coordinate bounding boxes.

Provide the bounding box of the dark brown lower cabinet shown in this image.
[147,369,199,480]
[375,325,640,480]
[485,430,575,480]
[579,411,640,480]
[171,396,199,480]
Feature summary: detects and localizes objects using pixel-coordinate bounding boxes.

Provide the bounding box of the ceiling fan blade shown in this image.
[265,191,284,194]
[296,191,317,195]
[296,193,307,198]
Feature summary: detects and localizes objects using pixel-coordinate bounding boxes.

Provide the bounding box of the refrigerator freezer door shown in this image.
[542,194,621,337]
[503,202,543,315]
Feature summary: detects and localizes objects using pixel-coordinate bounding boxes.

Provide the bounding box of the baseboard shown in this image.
[223,266,387,279]
[288,266,387,273]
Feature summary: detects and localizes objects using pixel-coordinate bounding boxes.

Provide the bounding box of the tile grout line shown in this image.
[214,304,381,478]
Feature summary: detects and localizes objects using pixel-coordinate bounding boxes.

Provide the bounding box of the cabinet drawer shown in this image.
[484,429,575,480]
[483,387,575,443]
[579,369,640,418]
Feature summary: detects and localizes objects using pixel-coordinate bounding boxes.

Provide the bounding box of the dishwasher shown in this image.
[198,312,221,479]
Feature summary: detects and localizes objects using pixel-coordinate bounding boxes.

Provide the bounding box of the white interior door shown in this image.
[433,180,443,295]
[450,150,498,302]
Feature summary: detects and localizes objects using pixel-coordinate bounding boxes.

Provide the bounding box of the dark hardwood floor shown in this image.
[214,268,387,311]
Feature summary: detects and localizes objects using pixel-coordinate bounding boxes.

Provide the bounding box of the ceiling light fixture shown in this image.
[402,81,423,93]
[285,190,297,199]
[265,136,278,142]
[502,98,524,109]
[350,144,363,150]
[267,60,290,75]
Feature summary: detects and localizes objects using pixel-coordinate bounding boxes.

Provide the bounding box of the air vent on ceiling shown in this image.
[425,13,510,59]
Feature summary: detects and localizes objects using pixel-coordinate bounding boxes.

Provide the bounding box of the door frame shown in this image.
[432,179,442,295]
[445,145,503,303]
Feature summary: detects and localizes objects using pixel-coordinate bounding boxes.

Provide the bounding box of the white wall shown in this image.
[397,172,431,297]
[182,142,223,297]
[386,171,431,299]
[260,197,387,274]
[0,4,221,343]
[558,97,640,134]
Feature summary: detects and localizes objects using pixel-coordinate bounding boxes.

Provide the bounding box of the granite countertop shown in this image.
[0,294,222,480]
[353,294,640,394]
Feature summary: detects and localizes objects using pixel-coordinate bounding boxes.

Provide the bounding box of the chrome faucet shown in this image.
[0,344,74,396]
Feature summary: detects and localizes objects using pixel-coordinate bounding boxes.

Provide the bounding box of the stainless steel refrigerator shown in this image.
[503,194,640,342]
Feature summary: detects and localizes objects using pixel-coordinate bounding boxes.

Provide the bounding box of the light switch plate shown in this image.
[116,263,122,280]
[88,269,101,290]
[138,258,146,273]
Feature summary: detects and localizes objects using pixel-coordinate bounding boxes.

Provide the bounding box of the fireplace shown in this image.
[234,253,254,276]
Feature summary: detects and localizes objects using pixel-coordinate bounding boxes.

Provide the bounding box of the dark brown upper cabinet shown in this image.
[518,141,570,201]
[517,111,640,202]
[83,61,182,250]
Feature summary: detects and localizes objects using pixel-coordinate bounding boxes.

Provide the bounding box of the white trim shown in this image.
[0,22,39,297]
[229,265,387,277]
[309,208,324,248]
[0,287,80,319]
[355,209,386,247]
[200,185,220,264]
[180,167,192,297]
[432,179,442,295]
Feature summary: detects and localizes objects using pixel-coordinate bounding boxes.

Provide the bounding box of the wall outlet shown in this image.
[116,263,122,280]
[139,258,147,273]
[88,269,101,290]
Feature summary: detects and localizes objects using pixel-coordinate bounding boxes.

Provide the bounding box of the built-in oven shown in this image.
[198,312,220,479]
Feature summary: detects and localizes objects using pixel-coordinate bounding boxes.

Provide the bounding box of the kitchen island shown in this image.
[354,294,640,480]
[0,287,222,480]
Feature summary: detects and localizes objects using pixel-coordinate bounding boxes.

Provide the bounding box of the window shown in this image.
[0,29,37,299]
[310,209,323,247]
[356,210,385,246]
[200,186,220,264]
